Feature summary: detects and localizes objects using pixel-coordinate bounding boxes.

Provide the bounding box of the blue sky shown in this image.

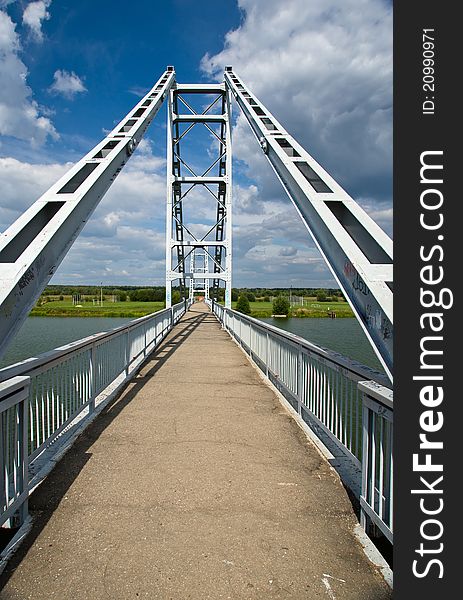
[0,0,392,288]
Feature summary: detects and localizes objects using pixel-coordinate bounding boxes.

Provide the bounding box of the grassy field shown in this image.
[30,300,165,318]
[232,300,354,318]
[30,297,354,319]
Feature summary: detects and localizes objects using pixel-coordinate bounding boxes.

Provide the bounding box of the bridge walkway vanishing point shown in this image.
[0,304,391,599]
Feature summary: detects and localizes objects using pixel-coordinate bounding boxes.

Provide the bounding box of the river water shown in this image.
[0,317,131,369]
[260,317,384,373]
[0,314,385,376]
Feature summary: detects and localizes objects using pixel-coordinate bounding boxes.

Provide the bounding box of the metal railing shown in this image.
[0,377,30,528]
[359,381,393,542]
[0,300,190,527]
[210,302,393,543]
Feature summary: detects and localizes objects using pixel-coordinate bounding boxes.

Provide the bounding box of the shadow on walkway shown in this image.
[0,308,206,590]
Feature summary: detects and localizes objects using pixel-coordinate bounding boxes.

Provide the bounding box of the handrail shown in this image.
[0,303,185,382]
[0,376,30,527]
[211,301,389,387]
[0,300,191,528]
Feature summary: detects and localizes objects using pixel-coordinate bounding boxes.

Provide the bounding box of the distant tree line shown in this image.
[42,285,184,303]
[42,285,345,303]
[230,288,345,302]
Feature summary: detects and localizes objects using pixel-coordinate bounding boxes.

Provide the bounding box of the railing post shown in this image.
[89,343,96,413]
[143,322,147,358]
[18,377,30,526]
[359,380,393,544]
[125,328,130,377]
[360,389,370,533]
[0,376,30,528]
[297,344,303,415]
[265,331,269,377]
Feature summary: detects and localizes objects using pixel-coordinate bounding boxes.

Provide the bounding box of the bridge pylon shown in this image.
[165,80,232,308]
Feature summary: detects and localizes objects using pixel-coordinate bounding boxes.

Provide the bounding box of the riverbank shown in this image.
[237,301,354,318]
[29,301,165,318]
[29,299,354,319]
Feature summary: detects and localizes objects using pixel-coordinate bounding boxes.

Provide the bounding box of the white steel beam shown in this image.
[175,84,225,94]
[224,67,393,380]
[173,115,226,123]
[0,67,175,360]
[176,177,226,184]
[174,241,227,247]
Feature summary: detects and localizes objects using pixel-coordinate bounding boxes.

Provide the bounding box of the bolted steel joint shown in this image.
[259,137,268,154]
[127,138,137,156]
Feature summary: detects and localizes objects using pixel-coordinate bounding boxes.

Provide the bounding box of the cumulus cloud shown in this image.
[22,0,51,42]
[0,10,57,144]
[1,0,392,288]
[0,157,70,228]
[200,0,392,286]
[202,0,392,202]
[0,142,170,285]
[203,0,392,196]
[49,69,87,99]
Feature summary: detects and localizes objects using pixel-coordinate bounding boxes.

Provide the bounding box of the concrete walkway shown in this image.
[0,303,391,599]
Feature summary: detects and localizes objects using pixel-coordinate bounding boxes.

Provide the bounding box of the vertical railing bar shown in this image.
[334,368,339,439]
[0,413,5,512]
[349,379,353,453]
[321,361,325,424]
[378,416,384,520]
[370,412,377,510]
[4,411,9,509]
[342,379,349,448]
[46,373,51,441]
[389,434,394,528]
[360,399,369,530]
[13,404,19,500]
[58,364,63,430]
[49,368,54,436]
[20,386,29,523]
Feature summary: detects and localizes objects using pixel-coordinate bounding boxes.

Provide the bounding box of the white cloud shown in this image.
[22,0,51,42]
[0,143,169,285]
[1,0,392,289]
[49,69,87,99]
[200,0,392,286]
[0,157,70,229]
[0,10,57,144]
[203,0,392,193]
[0,137,339,288]
[128,85,150,98]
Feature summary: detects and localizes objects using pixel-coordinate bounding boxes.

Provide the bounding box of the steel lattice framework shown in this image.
[165,80,232,307]
[0,66,393,380]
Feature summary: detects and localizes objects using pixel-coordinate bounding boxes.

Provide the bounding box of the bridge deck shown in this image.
[0,303,391,599]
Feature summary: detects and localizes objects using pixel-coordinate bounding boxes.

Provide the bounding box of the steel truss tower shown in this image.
[165,81,232,308]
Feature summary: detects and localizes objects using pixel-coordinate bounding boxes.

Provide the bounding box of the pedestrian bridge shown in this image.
[0,302,392,598]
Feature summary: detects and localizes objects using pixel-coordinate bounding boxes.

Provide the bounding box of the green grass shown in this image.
[230,299,354,318]
[30,300,165,318]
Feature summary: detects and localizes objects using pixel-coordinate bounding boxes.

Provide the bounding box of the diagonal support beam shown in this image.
[225,67,393,381]
[0,67,175,360]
